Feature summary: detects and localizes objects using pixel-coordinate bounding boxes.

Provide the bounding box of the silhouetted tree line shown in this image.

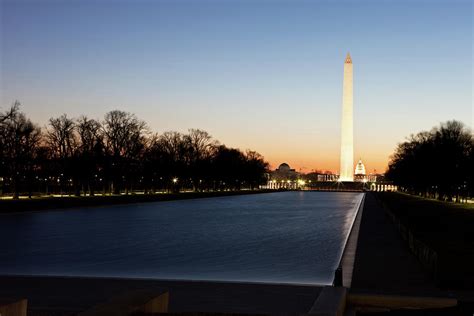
[386,121,473,202]
[0,102,269,198]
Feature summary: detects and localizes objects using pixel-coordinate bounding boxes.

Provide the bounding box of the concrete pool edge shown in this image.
[333,192,366,287]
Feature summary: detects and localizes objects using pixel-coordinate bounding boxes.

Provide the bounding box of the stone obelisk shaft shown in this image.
[339,53,354,181]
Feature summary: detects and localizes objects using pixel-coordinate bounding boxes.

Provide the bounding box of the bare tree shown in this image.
[103,110,147,194]
[76,116,103,196]
[47,114,77,158]
[46,114,78,195]
[0,102,41,198]
[244,150,269,189]
[184,129,218,191]
[0,105,272,197]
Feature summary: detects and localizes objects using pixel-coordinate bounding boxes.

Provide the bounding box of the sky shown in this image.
[1,0,472,173]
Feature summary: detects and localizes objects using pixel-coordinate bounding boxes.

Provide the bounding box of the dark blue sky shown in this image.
[1,0,472,172]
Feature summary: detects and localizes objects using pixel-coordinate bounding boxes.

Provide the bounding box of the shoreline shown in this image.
[0,273,325,288]
[0,189,364,214]
[0,189,285,213]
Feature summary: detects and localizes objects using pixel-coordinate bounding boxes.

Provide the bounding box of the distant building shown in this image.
[317,173,339,182]
[301,171,337,183]
[366,173,379,183]
[354,159,366,176]
[263,161,390,190]
[272,163,298,181]
[354,159,367,182]
[369,175,397,192]
[266,163,299,189]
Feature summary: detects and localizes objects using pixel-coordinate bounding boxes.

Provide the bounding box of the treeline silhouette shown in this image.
[0,101,269,199]
[386,120,473,202]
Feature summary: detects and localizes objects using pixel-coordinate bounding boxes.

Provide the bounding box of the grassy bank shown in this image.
[376,192,474,288]
[0,189,282,213]
[377,192,474,252]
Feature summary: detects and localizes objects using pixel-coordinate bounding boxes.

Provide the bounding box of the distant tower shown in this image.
[339,52,354,181]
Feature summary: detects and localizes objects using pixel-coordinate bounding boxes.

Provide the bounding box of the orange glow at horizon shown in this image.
[267,156,389,175]
[216,125,396,176]
[262,142,393,175]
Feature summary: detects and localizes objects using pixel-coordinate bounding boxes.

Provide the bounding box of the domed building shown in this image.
[355,159,366,176]
[354,159,367,182]
[277,163,291,173]
[267,163,299,189]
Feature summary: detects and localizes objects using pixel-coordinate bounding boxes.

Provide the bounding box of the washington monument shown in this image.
[339,52,354,181]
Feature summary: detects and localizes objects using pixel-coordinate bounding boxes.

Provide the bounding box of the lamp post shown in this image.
[172,177,179,193]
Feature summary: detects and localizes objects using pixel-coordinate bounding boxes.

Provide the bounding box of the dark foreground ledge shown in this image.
[0,275,321,315]
[0,190,283,213]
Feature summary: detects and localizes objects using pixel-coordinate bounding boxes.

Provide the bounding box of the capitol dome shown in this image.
[278,163,291,171]
[354,159,366,176]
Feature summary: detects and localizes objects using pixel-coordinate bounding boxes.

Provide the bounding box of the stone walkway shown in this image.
[0,276,321,315]
[350,193,446,297]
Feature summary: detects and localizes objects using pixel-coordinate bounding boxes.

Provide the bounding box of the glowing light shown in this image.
[172,178,178,183]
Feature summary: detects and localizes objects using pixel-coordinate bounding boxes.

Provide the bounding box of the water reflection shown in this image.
[0,192,363,285]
